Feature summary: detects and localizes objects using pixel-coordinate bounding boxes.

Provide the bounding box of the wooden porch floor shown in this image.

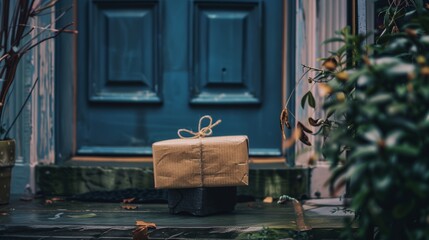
[0,196,353,239]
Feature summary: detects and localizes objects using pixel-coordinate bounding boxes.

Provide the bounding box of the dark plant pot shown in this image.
[0,139,15,205]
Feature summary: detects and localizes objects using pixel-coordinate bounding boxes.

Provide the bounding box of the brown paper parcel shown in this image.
[152,135,249,189]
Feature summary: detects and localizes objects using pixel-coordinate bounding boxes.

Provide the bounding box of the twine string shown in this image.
[177,115,222,139]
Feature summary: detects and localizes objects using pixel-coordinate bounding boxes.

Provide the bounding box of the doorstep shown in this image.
[36,165,311,199]
[0,196,352,239]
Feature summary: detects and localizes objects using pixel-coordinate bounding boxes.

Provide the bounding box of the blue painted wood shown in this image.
[88,0,161,103]
[191,1,261,104]
[55,0,74,162]
[285,0,296,166]
[74,0,283,157]
[77,146,153,155]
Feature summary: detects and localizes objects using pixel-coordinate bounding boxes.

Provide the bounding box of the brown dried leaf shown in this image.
[308,154,318,166]
[322,58,337,71]
[336,71,349,81]
[421,66,429,76]
[297,121,313,134]
[133,227,148,240]
[122,197,136,203]
[122,204,138,210]
[405,28,417,38]
[318,83,333,97]
[308,117,323,127]
[133,220,157,240]
[263,196,273,203]
[136,221,156,228]
[298,127,312,146]
[280,108,291,139]
[50,197,64,201]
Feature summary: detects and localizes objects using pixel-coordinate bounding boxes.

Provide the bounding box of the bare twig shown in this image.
[0,0,73,139]
[3,77,39,138]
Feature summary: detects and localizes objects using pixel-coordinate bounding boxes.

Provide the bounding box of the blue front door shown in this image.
[76,0,284,157]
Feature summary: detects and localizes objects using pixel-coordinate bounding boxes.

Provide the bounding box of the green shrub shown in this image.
[292,1,429,239]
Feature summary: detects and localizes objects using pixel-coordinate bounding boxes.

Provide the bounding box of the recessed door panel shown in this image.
[191,2,261,104]
[88,1,161,103]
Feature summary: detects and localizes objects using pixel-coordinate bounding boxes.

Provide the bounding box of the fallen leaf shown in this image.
[122,197,136,203]
[133,220,157,240]
[133,226,149,240]
[51,197,64,201]
[67,213,97,218]
[122,204,138,210]
[263,196,273,203]
[45,197,64,204]
[136,220,156,228]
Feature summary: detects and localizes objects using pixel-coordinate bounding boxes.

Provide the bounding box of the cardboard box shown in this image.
[152,136,249,189]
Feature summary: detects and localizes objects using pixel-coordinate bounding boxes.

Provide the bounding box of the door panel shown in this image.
[191,1,261,104]
[77,0,283,157]
[88,0,161,103]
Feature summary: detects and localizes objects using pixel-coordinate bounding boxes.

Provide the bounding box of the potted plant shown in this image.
[282,1,429,239]
[0,0,73,204]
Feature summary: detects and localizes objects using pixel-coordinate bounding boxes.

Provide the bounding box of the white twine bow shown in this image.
[177,115,222,139]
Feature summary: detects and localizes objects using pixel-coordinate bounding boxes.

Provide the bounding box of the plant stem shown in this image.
[3,77,39,139]
[284,67,311,107]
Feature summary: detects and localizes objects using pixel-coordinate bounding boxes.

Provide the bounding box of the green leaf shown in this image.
[301,91,309,109]
[367,94,393,105]
[393,201,415,219]
[307,91,316,108]
[362,127,382,143]
[348,145,378,160]
[385,131,403,147]
[326,108,335,118]
[322,37,345,44]
[387,144,419,157]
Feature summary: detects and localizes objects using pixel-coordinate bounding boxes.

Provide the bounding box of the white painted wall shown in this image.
[9,7,56,194]
[294,0,348,198]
